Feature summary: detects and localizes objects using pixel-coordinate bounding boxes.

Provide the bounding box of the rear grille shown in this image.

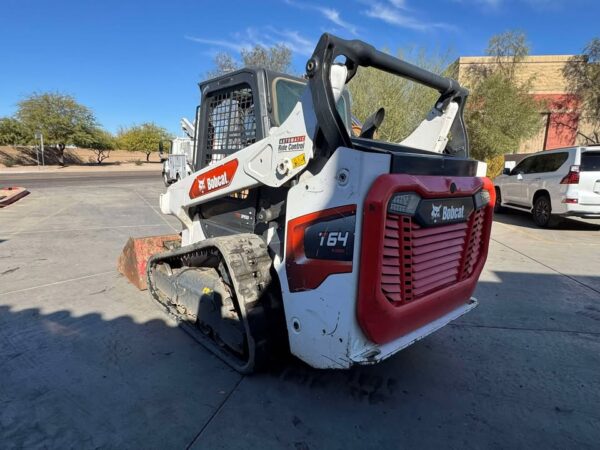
[461,208,485,279]
[382,208,486,304]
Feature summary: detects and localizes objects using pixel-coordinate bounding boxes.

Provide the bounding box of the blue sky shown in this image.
[0,0,597,135]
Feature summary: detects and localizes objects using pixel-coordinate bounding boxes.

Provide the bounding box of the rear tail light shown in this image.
[562,198,578,204]
[285,205,356,292]
[560,165,580,184]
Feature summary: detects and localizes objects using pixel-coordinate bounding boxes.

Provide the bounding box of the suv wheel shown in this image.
[494,187,504,214]
[533,195,559,228]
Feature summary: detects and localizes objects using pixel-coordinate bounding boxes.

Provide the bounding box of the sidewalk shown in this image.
[0,163,162,175]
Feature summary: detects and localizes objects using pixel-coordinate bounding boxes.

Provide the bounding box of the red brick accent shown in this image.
[533,94,580,150]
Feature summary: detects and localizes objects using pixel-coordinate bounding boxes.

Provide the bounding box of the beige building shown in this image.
[454,55,588,153]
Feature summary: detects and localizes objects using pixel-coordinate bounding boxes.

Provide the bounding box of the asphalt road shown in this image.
[1,173,599,449]
[1,170,160,189]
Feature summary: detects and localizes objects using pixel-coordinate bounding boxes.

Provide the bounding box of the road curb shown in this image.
[0,186,30,208]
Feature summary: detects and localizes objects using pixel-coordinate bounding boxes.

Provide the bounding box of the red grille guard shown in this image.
[357,174,495,345]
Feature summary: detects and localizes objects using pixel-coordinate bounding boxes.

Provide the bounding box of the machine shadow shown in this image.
[260,270,600,403]
[2,270,599,447]
[0,303,241,448]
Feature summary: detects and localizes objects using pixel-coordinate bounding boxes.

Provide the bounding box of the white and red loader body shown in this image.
[122,34,495,372]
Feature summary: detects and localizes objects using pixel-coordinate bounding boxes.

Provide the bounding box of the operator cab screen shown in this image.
[272,78,350,131]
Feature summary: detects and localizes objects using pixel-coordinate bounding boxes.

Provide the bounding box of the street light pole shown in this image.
[34,131,41,168]
[40,133,44,166]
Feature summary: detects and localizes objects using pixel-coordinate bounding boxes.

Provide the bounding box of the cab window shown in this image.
[273,78,349,128]
[274,78,305,125]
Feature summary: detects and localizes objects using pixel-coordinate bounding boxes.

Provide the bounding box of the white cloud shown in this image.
[388,0,408,8]
[476,0,503,6]
[265,28,315,56]
[184,36,248,53]
[186,27,315,57]
[364,2,453,32]
[284,0,359,36]
[454,0,564,9]
[319,7,359,35]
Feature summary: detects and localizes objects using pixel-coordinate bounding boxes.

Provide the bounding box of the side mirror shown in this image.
[503,168,511,175]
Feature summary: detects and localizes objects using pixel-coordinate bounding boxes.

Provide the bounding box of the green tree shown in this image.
[208,44,292,77]
[463,31,542,163]
[0,117,32,146]
[563,37,600,144]
[86,128,117,164]
[485,30,530,78]
[117,123,172,162]
[15,92,98,165]
[350,48,451,142]
[465,72,541,161]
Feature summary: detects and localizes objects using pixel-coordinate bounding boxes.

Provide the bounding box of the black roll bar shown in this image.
[306,33,470,157]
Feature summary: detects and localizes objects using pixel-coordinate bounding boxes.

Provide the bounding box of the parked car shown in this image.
[494,146,600,227]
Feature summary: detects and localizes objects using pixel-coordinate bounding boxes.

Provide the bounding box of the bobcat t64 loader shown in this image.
[119,34,495,373]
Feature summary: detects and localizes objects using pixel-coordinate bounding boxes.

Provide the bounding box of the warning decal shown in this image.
[278,135,306,152]
[291,153,306,169]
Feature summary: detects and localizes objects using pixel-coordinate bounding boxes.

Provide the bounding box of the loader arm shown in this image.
[306,33,469,157]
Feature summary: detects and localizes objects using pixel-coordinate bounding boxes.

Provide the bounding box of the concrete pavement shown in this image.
[1,173,599,449]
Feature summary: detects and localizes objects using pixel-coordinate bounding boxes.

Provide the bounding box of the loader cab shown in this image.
[192,67,351,239]
[194,68,351,172]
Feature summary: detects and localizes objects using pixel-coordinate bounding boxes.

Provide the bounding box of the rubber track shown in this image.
[147,233,273,374]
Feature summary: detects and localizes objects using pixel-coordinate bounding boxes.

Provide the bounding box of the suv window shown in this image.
[581,151,600,171]
[511,152,568,175]
[526,155,544,174]
[529,152,569,173]
[511,157,534,175]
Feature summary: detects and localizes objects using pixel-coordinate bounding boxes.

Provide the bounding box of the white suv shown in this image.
[494,146,600,227]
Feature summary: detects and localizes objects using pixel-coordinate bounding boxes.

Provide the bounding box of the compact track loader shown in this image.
[118,34,495,373]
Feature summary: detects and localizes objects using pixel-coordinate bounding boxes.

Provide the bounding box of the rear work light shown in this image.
[474,189,491,209]
[387,192,420,215]
[560,165,580,184]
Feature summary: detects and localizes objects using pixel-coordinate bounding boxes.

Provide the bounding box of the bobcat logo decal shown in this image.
[431,204,442,222]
